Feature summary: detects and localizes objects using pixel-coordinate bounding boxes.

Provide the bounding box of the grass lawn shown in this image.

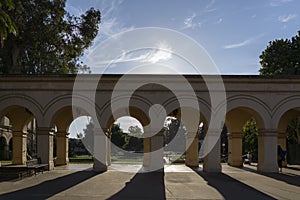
[68,155,93,163]
[111,155,143,164]
[0,160,12,165]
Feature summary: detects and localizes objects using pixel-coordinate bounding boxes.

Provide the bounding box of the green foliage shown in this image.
[260,31,300,146]
[242,118,258,154]
[164,117,186,151]
[127,125,143,137]
[81,121,94,154]
[287,118,300,144]
[125,125,143,152]
[0,0,101,74]
[111,123,127,150]
[259,31,300,75]
[0,0,17,46]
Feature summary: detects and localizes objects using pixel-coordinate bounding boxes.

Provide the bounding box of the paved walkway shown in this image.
[0,164,299,199]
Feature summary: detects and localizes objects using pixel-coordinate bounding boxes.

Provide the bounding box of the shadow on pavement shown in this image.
[108,171,166,200]
[0,170,98,200]
[243,166,300,187]
[192,168,276,200]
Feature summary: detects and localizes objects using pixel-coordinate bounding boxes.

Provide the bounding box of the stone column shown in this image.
[37,127,54,170]
[12,131,27,165]
[106,130,111,166]
[4,142,10,160]
[227,132,243,167]
[55,132,69,166]
[185,131,199,167]
[203,131,221,173]
[278,132,287,167]
[93,128,108,172]
[258,130,278,172]
[143,129,164,172]
[143,134,151,168]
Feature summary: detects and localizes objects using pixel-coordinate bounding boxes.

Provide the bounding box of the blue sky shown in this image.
[66,0,300,75]
[67,0,300,137]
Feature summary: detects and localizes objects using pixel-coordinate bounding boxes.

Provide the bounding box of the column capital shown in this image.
[228,132,243,139]
[36,127,55,136]
[93,127,109,137]
[12,131,27,138]
[56,132,69,138]
[258,129,278,137]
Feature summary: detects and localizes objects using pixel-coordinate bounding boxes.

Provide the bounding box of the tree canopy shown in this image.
[0,0,100,74]
[0,0,17,47]
[259,31,300,146]
[259,31,300,75]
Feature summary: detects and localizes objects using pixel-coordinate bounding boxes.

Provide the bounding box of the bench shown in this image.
[26,158,49,176]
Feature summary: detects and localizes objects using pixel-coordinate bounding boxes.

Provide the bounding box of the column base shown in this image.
[55,157,69,166]
[93,159,107,173]
[257,165,278,173]
[48,161,54,170]
[185,162,199,168]
[141,166,164,173]
[228,160,243,168]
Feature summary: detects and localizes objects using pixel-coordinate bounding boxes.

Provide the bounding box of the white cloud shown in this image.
[118,42,173,64]
[206,0,216,9]
[182,13,197,29]
[65,4,84,16]
[99,0,134,38]
[223,34,265,49]
[270,0,293,7]
[278,14,297,22]
[84,0,135,64]
[146,42,172,63]
[216,18,223,24]
[223,39,252,49]
[93,42,173,66]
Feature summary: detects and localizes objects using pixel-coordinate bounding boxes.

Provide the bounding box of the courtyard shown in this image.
[0,164,299,200]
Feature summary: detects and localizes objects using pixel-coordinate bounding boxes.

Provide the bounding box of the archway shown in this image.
[109,116,144,165]
[278,108,300,166]
[66,116,93,164]
[226,107,265,170]
[105,106,151,172]
[0,105,35,165]
[51,106,92,166]
[163,115,186,165]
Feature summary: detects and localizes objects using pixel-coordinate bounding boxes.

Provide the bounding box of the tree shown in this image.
[111,123,127,150]
[81,121,94,155]
[259,31,300,75]
[242,118,258,155]
[0,0,100,74]
[126,125,143,152]
[0,0,17,47]
[127,125,143,137]
[164,117,186,152]
[287,117,300,144]
[259,31,300,146]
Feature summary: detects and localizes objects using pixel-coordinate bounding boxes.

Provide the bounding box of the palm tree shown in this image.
[0,0,17,46]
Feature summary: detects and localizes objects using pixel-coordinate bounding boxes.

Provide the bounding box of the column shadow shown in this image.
[192,168,276,200]
[0,169,99,200]
[243,166,300,187]
[108,171,166,200]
